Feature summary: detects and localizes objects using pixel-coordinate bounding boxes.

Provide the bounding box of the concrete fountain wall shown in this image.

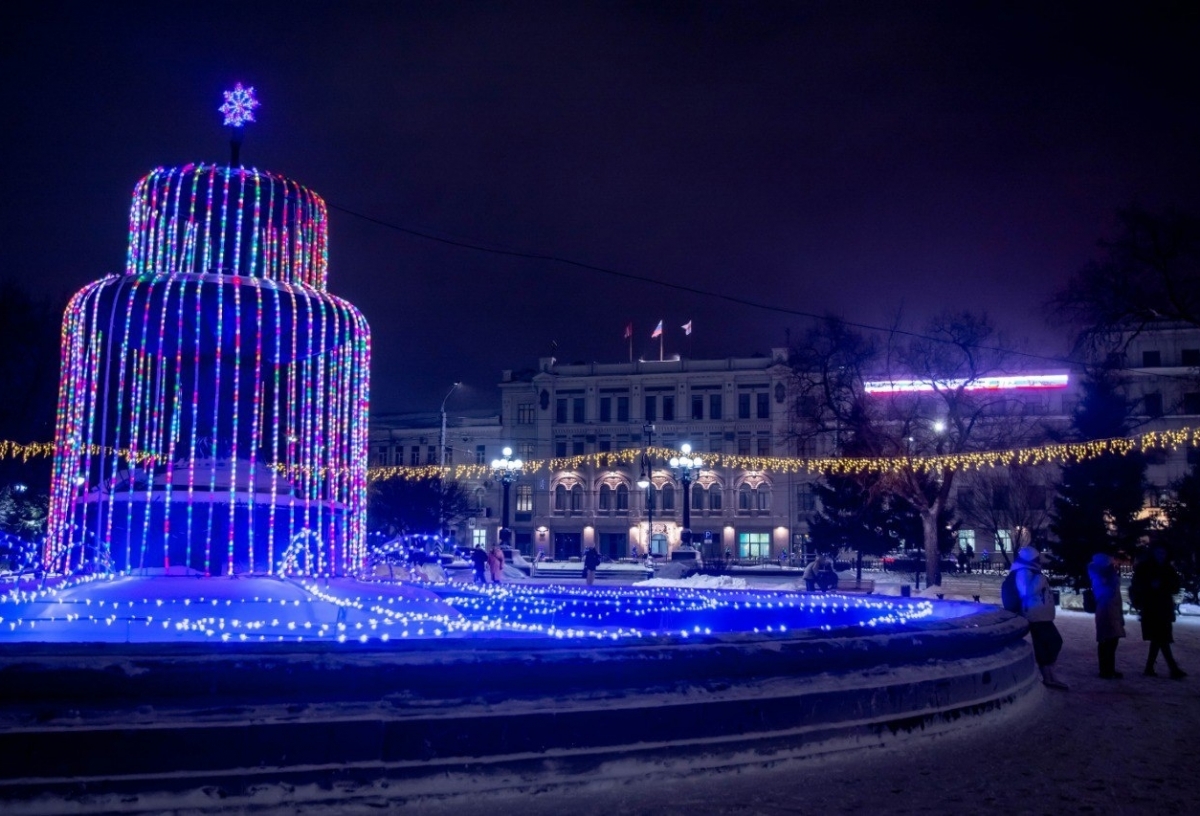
[0,581,1037,809]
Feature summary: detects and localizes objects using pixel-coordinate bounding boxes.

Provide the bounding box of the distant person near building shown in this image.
[1012,545,1068,690]
[471,546,488,585]
[803,555,837,591]
[583,546,601,585]
[1130,545,1187,680]
[1088,553,1126,679]
[488,544,505,584]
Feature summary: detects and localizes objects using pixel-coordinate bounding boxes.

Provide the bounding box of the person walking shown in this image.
[1130,545,1187,679]
[470,545,488,585]
[488,544,505,584]
[1012,545,1068,690]
[1087,553,1126,679]
[583,546,601,585]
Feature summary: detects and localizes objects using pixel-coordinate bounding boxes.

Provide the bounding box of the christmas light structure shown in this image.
[46,163,371,577]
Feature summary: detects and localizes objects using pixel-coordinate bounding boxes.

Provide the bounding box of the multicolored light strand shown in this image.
[218,84,259,128]
[46,165,371,577]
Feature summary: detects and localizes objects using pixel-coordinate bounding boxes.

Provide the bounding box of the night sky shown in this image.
[3,1,1198,416]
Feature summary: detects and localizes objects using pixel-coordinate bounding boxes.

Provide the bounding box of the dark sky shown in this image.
[3,1,1198,415]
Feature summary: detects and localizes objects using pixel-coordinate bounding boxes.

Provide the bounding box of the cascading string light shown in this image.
[42,150,370,578]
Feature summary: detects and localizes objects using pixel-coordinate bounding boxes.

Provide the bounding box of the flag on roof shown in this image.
[651,320,663,338]
[682,320,692,336]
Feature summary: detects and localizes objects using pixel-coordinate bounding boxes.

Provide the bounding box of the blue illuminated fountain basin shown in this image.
[0,575,1038,804]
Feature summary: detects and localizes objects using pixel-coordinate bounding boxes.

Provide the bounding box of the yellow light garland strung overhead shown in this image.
[3,426,1199,483]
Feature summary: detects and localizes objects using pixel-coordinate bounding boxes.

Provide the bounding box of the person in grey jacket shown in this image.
[1088,553,1126,679]
[1013,545,1068,690]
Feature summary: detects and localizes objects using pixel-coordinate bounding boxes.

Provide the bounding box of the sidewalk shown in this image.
[408,610,1200,816]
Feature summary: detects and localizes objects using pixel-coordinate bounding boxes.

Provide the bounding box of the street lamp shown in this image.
[440,382,462,468]
[490,446,524,545]
[637,423,655,556]
[669,442,702,551]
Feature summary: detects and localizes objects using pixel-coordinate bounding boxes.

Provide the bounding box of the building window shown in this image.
[617,396,630,422]
[598,484,612,511]
[1144,393,1164,417]
[662,395,675,421]
[1188,447,1200,466]
[756,486,770,511]
[554,484,567,511]
[1142,350,1161,367]
[738,484,752,511]
[738,532,770,559]
[692,394,704,420]
[556,398,568,423]
[737,433,751,456]
[517,403,535,424]
[598,435,612,452]
[738,393,751,419]
[475,445,486,465]
[617,483,629,511]
[691,483,704,510]
[518,442,535,461]
[709,486,722,511]
[756,433,771,456]
[757,392,770,419]
[427,445,437,464]
[958,529,976,553]
[572,436,585,455]
[410,446,420,466]
[573,398,585,423]
[445,447,453,465]
[600,397,612,422]
[1185,393,1200,415]
[709,394,722,420]
[473,529,488,547]
[516,484,533,512]
[555,437,567,457]
[474,487,486,511]
[661,484,675,511]
[710,432,723,453]
[645,396,657,422]
[570,484,584,512]
[797,484,817,513]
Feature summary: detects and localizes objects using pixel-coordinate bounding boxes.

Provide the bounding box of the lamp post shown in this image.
[439,382,462,469]
[637,423,655,556]
[669,442,702,552]
[490,446,524,545]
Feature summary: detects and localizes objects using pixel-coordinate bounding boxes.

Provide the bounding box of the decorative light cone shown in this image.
[47,165,371,576]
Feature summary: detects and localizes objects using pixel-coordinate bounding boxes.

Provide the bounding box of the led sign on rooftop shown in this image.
[863,374,1070,395]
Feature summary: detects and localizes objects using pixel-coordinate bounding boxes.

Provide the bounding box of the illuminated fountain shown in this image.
[44,86,371,577]
[0,90,1039,805]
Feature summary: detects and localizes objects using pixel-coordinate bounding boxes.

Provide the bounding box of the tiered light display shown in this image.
[0,573,943,644]
[45,163,371,576]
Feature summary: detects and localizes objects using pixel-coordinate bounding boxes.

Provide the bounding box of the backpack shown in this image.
[1000,570,1023,614]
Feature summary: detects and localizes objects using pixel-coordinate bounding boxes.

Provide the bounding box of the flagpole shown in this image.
[659,330,663,362]
[629,323,633,363]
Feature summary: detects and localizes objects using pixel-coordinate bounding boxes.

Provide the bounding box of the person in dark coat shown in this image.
[470,545,488,585]
[1087,553,1126,679]
[1130,545,1187,679]
[583,546,601,585]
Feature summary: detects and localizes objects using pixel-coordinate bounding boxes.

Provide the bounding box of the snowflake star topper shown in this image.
[219,83,260,128]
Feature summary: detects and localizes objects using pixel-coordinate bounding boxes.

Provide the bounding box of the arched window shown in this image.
[616,483,629,511]
[554,484,567,511]
[738,484,753,512]
[570,484,584,512]
[756,486,771,511]
[598,484,612,511]
[709,486,722,511]
[474,487,487,511]
[691,482,704,510]
[661,484,675,511]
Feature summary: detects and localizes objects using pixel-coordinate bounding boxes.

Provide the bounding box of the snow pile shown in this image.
[637,574,752,590]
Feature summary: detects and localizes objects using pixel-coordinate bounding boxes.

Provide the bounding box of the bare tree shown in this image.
[957,466,1056,567]
[792,312,1053,585]
[1050,206,1200,355]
